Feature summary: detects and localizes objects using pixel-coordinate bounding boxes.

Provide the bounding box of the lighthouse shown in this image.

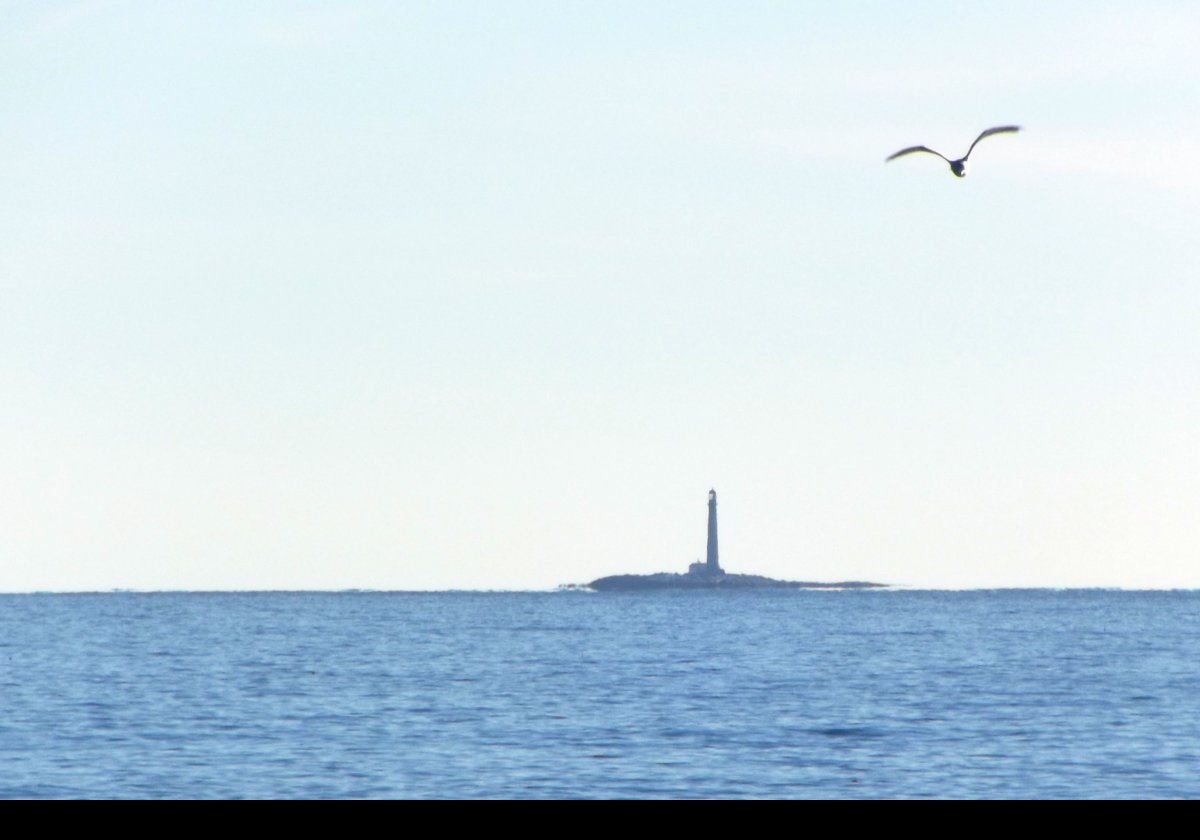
[706,489,722,574]
[586,487,886,590]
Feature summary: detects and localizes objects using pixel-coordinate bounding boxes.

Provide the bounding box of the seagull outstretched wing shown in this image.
[963,125,1020,160]
[885,145,950,163]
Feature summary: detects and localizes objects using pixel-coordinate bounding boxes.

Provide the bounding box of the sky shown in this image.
[3,1,1199,591]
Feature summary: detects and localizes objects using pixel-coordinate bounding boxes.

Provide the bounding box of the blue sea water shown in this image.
[0,589,1197,798]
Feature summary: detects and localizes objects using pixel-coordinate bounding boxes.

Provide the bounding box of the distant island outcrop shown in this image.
[584,490,886,592]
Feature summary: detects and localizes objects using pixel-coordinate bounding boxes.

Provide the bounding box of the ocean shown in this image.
[1,589,1197,798]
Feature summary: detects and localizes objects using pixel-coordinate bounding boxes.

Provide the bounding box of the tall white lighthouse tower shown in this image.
[706,489,722,574]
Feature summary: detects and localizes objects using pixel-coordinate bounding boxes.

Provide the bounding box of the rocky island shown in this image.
[586,490,885,592]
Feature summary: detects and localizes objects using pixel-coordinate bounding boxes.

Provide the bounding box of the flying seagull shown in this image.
[886,125,1020,177]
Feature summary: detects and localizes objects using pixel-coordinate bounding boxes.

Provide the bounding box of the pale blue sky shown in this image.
[3,1,1199,590]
